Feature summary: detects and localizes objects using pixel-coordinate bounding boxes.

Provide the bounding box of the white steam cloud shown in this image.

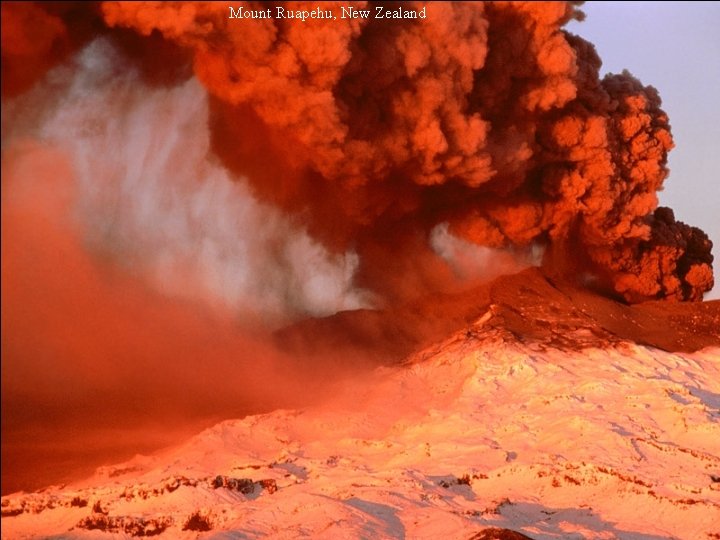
[7,39,371,324]
[430,222,541,283]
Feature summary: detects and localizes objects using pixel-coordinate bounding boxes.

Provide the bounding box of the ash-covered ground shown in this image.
[278,267,720,362]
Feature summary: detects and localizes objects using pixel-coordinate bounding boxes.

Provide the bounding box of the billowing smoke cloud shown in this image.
[1,2,105,98]
[95,0,713,302]
[1,2,70,97]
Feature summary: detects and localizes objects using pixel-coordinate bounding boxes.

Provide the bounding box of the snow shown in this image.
[2,319,719,539]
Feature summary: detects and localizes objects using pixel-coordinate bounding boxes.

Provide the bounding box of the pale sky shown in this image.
[567,2,720,299]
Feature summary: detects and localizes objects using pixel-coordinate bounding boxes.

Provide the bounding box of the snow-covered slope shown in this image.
[2,310,719,539]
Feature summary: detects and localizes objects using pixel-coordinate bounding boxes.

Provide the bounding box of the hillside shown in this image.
[2,270,719,539]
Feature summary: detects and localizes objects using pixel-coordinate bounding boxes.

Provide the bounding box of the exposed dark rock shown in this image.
[258,479,278,494]
[70,496,87,508]
[76,515,173,537]
[182,511,212,532]
[1,507,24,518]
[211,475,255,494]
[210,475,277,495]
[468,528,535,540]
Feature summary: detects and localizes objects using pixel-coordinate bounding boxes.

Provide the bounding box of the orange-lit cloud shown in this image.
[97,1,713,302]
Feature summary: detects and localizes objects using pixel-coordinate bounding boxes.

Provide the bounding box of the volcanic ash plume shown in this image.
[94,0,713,302]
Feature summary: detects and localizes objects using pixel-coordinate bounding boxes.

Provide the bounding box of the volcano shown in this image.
[2,2,719,539]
